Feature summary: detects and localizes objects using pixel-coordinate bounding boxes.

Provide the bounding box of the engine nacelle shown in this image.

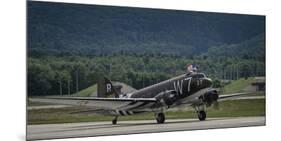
[201,89,219,106]
[155,90,178,106]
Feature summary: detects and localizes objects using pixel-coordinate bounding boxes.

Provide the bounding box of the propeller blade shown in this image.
[213,101,220,110]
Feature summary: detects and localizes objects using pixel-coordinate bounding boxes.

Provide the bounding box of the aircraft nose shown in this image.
[203,77,212,87]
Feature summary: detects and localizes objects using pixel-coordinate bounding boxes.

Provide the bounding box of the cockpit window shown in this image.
[192,73,206,78]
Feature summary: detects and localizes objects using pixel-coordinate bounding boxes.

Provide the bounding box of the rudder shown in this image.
[97,77,119,97]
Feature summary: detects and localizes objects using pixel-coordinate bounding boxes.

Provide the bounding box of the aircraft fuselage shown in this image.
[128,73,212,107]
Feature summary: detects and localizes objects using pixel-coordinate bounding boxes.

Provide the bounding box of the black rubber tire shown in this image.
[198,111,206,121]
[156,113,165,124]
[112,119,117,125]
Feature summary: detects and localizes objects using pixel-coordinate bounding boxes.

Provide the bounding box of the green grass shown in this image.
[72,84,97,97]
[206,99,265,117]
[27,84,97,106]
[28,101,54,106]
[223,77,255,94]
[28,99,265,125]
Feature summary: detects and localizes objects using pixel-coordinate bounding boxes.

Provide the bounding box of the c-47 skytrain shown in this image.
[31,65,249,124]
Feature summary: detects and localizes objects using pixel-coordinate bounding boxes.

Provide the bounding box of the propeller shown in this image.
[203,89,220,110]
[212,90,220,110]
[213,100,220,110]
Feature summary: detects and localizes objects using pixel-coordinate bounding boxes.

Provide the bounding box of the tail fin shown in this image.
[97,77,119,98]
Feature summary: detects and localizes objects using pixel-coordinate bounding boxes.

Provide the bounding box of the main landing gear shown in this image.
[112,116,118,125]
[194,105,206,121]
[197,111,206,121]
[155,113,165,124]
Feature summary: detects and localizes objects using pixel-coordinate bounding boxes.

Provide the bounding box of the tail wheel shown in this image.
[198,111,206,121]
[156,113,165,124]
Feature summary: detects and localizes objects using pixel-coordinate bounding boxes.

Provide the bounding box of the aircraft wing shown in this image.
[218,92,252,101]
[29,96,157,111]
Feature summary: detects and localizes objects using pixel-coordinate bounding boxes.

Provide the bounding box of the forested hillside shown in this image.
[27,1,265,96]
[28,1,265,56]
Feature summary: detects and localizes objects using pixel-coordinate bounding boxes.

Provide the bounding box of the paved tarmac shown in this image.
[27,116,265,140]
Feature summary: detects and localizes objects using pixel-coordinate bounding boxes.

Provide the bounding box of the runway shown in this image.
[27,116,265,140]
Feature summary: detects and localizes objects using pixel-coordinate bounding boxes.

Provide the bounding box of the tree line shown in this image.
[28,54,264,96]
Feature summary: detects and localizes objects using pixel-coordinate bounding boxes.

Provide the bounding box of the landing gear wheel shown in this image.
[197,111,206,121]
[112,116,118,125]
[112,119,117,125]
[156,113,165,124]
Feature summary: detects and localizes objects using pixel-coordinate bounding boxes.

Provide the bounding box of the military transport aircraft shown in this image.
[30,65,249,124]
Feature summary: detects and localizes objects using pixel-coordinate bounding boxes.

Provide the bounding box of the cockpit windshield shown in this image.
[192,73,206,78]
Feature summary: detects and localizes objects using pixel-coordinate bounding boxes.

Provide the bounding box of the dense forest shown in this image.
[27,1,265,96]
